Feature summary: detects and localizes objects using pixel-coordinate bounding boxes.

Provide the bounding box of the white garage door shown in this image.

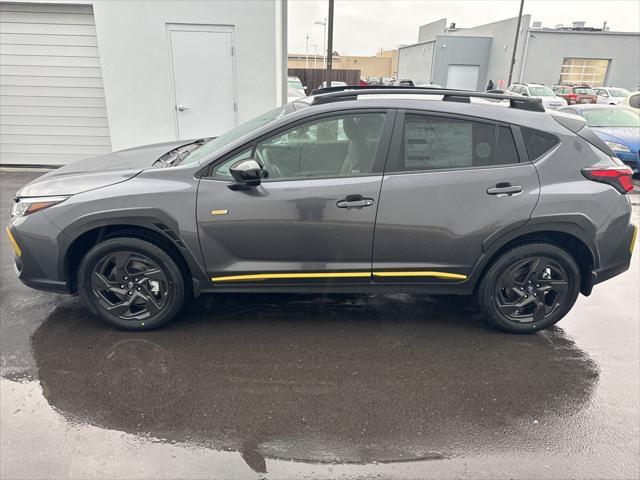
[0,2,111,166]
[445,64,480,91]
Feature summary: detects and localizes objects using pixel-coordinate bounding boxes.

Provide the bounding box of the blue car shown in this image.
[559,104,640,174]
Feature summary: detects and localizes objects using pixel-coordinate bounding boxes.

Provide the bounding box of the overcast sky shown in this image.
[288,0,640,56]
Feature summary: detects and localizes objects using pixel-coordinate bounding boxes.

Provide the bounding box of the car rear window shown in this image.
[521,127,560,160]
[574,87,595,95]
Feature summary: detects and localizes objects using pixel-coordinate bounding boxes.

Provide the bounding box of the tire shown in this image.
[477,243,580,333]
[77,237,186,330]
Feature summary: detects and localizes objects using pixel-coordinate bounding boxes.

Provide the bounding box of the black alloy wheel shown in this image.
[478,243,580,333]
[91,251,168,321]
[78,237,186,330]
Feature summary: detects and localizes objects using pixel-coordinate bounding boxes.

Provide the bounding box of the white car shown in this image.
[287,76,306,97]
[318,81,348,88]
[621,91,640,112]
[594,87,630,105]
[506,83,567,110]
[287,86,306,104]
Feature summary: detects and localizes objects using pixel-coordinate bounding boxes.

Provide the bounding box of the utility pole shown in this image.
[507,0,525,87]
[305,33,309,69]
[315,18,327,68]
[311,43,317,68]
[326,0,334,86]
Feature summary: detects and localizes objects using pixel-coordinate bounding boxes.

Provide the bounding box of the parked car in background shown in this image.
[390,79,415,87]
[621,91,640,112]
[594,87,630,105]
[359,77,369,86]
[319,80,348,88]
[415,83,443,88]
[287,86,306,103]
[288,76,306,96]
[366,77,383,86]
[552,85,597,105]
[7,87,635,333]
[559,104,640,174]
[506,83,567,110]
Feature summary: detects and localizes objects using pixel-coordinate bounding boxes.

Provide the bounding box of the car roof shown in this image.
[563,104,621,111]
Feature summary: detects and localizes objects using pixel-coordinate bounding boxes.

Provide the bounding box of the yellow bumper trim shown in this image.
[6,227,21,258]
[631,224,638,254]
[211,270,467,283]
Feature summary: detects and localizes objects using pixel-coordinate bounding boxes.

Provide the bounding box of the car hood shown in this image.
[591,127,640,151]
[16,139,197,197]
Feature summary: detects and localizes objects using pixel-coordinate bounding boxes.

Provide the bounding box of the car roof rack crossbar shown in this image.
[309,85,545,112]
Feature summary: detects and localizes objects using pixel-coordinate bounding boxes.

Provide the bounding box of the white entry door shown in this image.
[168,24,237,139]
[445,65,480,91]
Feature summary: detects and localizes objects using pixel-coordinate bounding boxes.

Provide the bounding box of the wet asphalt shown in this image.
[0,172,639,480]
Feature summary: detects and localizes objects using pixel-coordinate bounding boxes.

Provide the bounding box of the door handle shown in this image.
[337,194,374,209]
[177,105,189,112]
[487,183,523,196]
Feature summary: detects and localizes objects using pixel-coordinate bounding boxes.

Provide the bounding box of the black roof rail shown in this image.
[309,85,545,112]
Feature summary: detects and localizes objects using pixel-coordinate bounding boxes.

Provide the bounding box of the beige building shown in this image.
[288,49,398,78]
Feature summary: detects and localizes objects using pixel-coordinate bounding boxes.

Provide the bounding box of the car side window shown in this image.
[521,127,560,160]
[254,113,387,180]
[390,114,503,172]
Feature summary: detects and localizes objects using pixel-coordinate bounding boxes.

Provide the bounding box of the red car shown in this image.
[553,85,597,105]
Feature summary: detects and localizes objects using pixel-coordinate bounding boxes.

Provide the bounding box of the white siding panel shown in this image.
[0,33,98,46]
[0,54,101,67]
[0,75,104,88]
[0,3,111,165]
[1,44,99,57]
[1,85,105,97]
[1,105,107,117]
[0,11,95,25]
[0,22,96,35]
[1,115,109,127]
[1,65,102,77]
[1,124,110,136]
[0,3,93,14]
[1,96,106,107]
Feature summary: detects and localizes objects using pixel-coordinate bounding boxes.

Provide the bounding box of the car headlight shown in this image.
[605,142,632,153]
[10,196,69,218]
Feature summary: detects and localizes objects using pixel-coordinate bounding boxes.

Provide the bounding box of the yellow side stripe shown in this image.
[6,227,21,258]
[211,271,372,282]
[211,270,467,282]
[631,224,638,254]
[373,271,468,280]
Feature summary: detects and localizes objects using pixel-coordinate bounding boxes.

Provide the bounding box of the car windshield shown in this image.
[180,103,300,166]
[581,108,640,127]
[608,88,630,97]
[288,77,304,90]
[574,87,595,95]
[528,86,555,96]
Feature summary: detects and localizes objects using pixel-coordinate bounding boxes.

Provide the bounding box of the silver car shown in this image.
[594,87,630,105]
[506,83,567,110]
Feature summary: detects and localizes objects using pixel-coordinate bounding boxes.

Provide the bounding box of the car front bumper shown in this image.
[6,216,71,295]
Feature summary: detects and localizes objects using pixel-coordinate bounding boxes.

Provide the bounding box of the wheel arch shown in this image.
[60,210,207,295]
[473,225,597,296]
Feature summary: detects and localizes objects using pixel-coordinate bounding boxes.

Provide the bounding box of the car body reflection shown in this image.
[32,293,598,473]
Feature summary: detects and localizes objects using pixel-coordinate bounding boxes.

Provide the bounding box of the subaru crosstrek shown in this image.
[7,87,637,332]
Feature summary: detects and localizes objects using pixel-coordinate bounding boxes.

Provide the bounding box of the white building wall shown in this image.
[93,0,282,150]
[397,41,435,84]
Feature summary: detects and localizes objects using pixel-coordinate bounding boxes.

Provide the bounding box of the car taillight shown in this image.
[582,165,634,193]
[566,93,578,104]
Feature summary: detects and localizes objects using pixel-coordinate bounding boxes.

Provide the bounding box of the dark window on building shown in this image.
[493,126,520,165]
[521,127,560,160]
[393,114,497,172]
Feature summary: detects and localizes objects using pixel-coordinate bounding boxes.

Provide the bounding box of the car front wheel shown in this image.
[477,243,581,333]
[77,237,186,330]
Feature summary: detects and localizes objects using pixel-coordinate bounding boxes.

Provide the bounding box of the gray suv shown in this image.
[7,87,636,332]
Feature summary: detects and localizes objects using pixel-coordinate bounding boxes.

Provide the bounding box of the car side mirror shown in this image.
[229,159,264,189]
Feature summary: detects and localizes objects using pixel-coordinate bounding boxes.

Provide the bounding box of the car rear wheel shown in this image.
[477,243,580,333]
[78,237,185,330]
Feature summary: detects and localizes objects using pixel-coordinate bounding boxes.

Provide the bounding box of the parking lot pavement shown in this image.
[1,172,639,480]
